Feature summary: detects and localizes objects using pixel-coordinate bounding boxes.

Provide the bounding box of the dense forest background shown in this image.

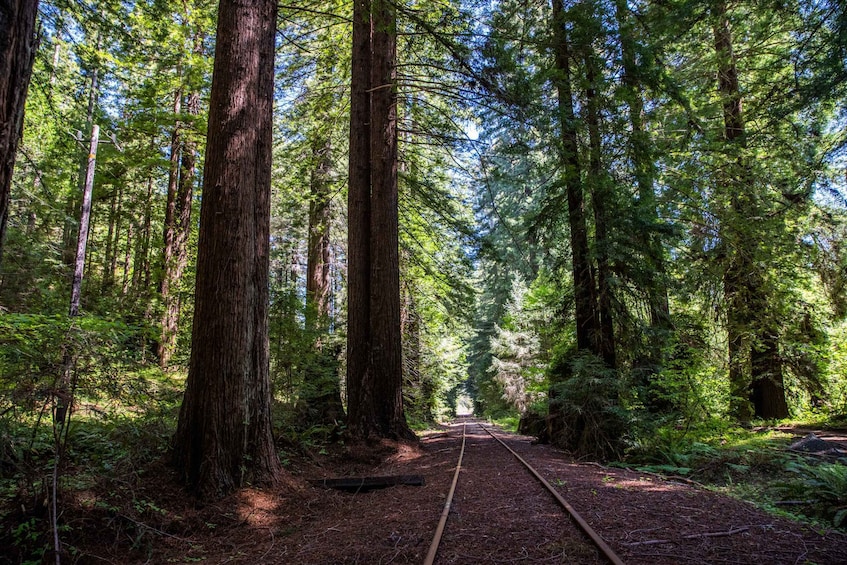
[1,0,847,557]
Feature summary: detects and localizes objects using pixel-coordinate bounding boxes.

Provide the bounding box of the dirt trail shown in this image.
[433,422,603,563]
[70,421,847,564]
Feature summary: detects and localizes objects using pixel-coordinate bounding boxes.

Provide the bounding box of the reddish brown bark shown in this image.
[346,0,413,441]
[369,0,407,438]
[159,90,198,368]
[0,0,39,263]
[346,0,373,438]
[173,0,279,497]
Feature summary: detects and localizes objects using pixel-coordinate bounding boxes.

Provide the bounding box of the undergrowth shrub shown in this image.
[547,349,630,460]
[779,460,847,527]
[0,313,174,562]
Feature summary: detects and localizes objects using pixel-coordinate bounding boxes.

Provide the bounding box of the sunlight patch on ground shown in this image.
[609,478,688,493]
[237,489,281,527]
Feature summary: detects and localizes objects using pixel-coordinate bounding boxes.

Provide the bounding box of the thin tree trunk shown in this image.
[0,0,40,264]
[110,183,123,283]
[122,221,132,295]
[306,135,332,327]
[303,102,344,428]
[102,188,117,289]
[69,125,99,317]
[160,88,197,368]
[64,61,99,274]
[173,0,279,497]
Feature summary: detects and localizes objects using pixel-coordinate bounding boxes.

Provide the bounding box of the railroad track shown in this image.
[424,417,625,565]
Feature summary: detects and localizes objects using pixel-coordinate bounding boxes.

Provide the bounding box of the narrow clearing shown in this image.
[71,420,847,564]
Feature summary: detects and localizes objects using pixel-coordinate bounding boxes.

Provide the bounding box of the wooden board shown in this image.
[310,475,425,492]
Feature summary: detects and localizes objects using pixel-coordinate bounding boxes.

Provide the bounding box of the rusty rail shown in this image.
[423,421,466,565]
[480,424,626,565]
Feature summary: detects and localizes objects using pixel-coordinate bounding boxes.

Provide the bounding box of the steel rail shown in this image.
[480,424,626,565]
[423,421,466,565]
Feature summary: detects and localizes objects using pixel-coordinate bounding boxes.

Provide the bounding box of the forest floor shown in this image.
[10,419,847,564]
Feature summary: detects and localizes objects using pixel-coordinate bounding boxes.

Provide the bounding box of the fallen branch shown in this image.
[622,539,672,547]
[623,526,751,547]
[117,513,192,542]
[683,526,749,539]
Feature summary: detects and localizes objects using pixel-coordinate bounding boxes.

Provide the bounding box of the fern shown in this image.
[782,461,847,527]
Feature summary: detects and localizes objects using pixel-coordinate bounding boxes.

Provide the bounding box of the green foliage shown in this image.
[780,461,847,528]
[0,313,158,415]
[547,349,631,460]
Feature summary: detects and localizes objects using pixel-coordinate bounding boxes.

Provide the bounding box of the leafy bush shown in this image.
[0,313,156,416]
[547,349,631,460]
[780,461,847,527]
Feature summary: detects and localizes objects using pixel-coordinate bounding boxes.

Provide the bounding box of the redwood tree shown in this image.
[346,0,414,441]
[0,0,39,263]
[173,0,280,496]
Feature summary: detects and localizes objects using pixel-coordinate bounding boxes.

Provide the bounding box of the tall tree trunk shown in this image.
[368,0,408,439]
[0,0,39,264]
[551,0,599,355]
[122,221,132,294]
[346,0,373,438]
[306,134,332,327]
[173,0,280,497]
[159,88,197,368]
[69,125,99,317]
[102,188,118,289]
[64,62,99,273]
[713,0,788,420]
[161,86,182,296]
[303,99,344,429]
[347,0,413,441]
[110,183,124,285]
[583,47,616,368]
[132,176,153,292]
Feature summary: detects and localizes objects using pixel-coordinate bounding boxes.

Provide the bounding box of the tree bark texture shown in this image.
[346,0,414,441]
[346,0,373,438]
[0,0,39,264]
[173,0,279,497]
[160,90,198,368]
[368,0,408,439]
[69,125,98,318]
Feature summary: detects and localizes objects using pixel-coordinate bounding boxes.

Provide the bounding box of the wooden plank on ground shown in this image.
[310,475,425,492]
